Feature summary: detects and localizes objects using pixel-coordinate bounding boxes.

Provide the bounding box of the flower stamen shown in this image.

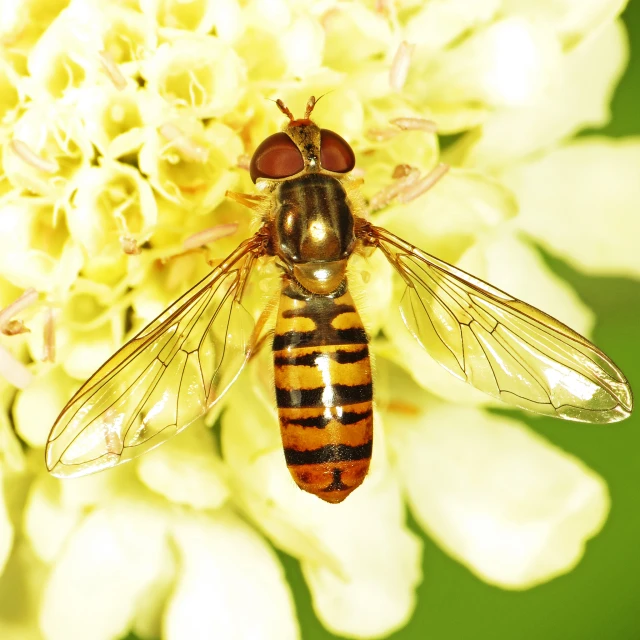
[183,223,240,250]
[369,165,421,211]
[99,51,127,91]
[366,127,400,142]
[397,163,449,203]
[0,288,38,336]
[159,123,209,163]
[390,41,415,91]
[43,307,56,363]
[390,117,438,133]
[120,236,141,255]
[10,139,59,174]
[0,344,33,389]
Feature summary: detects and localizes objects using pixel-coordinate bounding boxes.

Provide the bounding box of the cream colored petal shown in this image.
[12,366,77,448]
[75,85,151,159]
[0,196,83,295]
[24,463,143,567]
[69,161,157,255]
[138,119,241,212]
[0,381,26,474]
[458,230,595,336]
[3,103,94,202]
[281,14,324,78]
[457,19,627,171]
[0,468,13,577]
[404,16,564,133]
[141,0,241,41]
[137,421,229,510]
[25,2,101,101]
[141,37,245,119]
[385,364,609,589]
[404,0,500,50]
[0,59,23,126]
[0,540,47,640]
[23,473,81,564]
[322,3,393,72]
[348,248,394,339]
[164,508,299,640]
[39,499,173,640]
[502,0,627,48]
[505,137,640,278]
[56,463,141,511]
[25,282,124,381]
[222,380,422,638]
[419,18,562,108]
[376,168,518,264]
[301,475,421,638]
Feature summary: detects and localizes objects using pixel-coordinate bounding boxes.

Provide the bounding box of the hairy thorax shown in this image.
[273,174,355,294]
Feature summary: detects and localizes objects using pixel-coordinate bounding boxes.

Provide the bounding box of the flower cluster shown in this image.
[0,1,638,638]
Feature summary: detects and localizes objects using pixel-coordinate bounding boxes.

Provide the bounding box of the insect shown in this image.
[46,96,633,503]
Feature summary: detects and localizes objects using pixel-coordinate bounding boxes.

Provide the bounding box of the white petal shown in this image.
[222,381,422,638]
[0,540,47,640]
[459,19,627,170]
[39,500,173,640]
[141,37,245,119]
[502,0,627,47]
[281,15,324,78]
[23,474,81,564]
[0,468,13,577]
[386,365,609,588]
[423,18,562,108]
[12,366,77,448]
[377,168,518,265]
[0,387,25,474]
[404,0,500,50]
[322,4,393,72]
[54,460,140,512]
[505,137,640,278]
[164,508,298,640]
[137,421,229,510]
[348,248,394,339]
[301,473,421,638]
[458,230,595,335]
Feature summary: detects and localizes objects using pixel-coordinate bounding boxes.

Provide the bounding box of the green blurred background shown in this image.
[277,4,640,639]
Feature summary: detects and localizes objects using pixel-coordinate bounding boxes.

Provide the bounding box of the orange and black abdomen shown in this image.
[272,281,373,503]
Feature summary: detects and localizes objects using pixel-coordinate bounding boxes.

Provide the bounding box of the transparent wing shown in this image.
[366,223,632,423]
[46,235,267,477]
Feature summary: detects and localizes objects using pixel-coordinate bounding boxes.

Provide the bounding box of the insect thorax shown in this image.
[273,173,355,264]
[273,174,355,294]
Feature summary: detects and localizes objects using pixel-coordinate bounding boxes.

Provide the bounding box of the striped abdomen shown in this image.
[272,280,373,503]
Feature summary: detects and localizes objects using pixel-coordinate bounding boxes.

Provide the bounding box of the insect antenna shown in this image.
[303,95,317,119]
[274,98,294,121]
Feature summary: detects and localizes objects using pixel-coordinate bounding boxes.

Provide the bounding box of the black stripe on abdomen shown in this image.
[281,406,373,429]
[284,440,373,465]
[272,327,368,351]
[276,383,373,408]
[274,346,369,367]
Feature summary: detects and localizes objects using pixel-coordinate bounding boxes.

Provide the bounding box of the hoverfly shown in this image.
[46,97,633,503]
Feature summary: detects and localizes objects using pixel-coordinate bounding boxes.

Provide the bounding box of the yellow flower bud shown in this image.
[0,194,83,294]
[69,160,158,260]
[142,35,245,119]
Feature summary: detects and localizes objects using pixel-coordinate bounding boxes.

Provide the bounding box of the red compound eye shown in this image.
[249,132,304,183]
[320,129,355,173]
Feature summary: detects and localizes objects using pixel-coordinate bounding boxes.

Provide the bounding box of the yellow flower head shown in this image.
[0,1,637,639]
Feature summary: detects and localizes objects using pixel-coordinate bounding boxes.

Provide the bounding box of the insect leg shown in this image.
[225,190,269,211]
